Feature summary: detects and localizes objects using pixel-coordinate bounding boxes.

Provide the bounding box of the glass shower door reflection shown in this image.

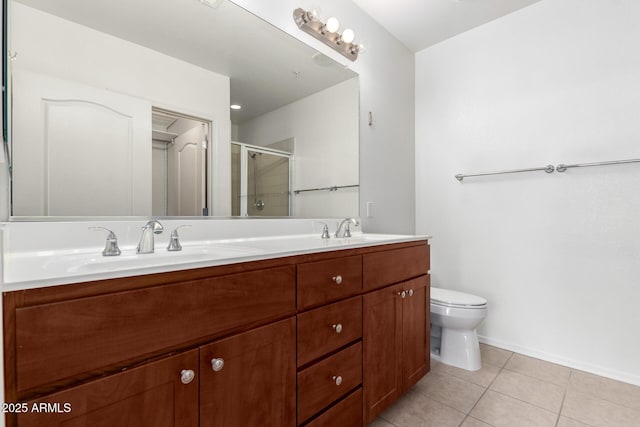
[231,143,292,216]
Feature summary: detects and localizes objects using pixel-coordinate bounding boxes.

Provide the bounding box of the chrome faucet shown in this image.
[137,220,164,254]
[89,227,121,256]
[335,218,359,238]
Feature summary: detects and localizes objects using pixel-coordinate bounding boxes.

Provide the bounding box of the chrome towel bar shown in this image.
[456,157,640,181]
[556,158,640,172]
[455,165,555,181]
[293,184,359,195]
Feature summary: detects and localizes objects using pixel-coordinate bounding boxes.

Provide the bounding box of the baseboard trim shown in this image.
[478,335,640,387]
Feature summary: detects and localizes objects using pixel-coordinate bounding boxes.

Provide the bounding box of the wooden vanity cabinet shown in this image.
[362,246,430,424]
[363,282,404,422]
[4,239,430,427]
[295,241,430,426]
[15,319,297,427]
[13,266,296,395]
[402,277,429,391]
[296,255,364,426]
[199,318,296,427]
[16,349,199,427]
[304,388,363,427]
[4,262,297,427]
[296,255,362,310]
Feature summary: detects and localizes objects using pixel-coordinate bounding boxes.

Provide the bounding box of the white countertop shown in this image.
[1,219,430,292]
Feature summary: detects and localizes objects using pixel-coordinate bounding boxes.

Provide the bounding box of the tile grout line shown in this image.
[485,352,564,417]
[501,352,640,417]
[486,350,565,417]
[377,413,400,427]
[457,354,512,427]
[393,346,640,427]
[485,354,576,424]
[489,368,568,414]
[568,370,640,414]
[407,383,468,424]
[500,365,570,389]
[487,388,560,418]
[554,369,572,427]
[559,372,637,427]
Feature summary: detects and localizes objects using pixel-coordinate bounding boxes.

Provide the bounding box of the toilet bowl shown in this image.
[430,287,487,371]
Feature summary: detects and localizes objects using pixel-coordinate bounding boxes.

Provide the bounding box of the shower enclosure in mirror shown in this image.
[231,143,292,217]
[6,0,359,219]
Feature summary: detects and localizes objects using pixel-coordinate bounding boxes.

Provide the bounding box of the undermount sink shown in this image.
[64,245,264,273]
[213,233,415,252]
[65,234,413,272]
[338,233,411,242]
[2,229,426,290]
[4,244,264,286]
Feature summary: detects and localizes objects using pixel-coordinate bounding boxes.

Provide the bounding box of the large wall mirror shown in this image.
[6,0,359,219]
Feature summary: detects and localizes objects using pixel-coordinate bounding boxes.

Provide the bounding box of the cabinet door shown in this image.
[16,350,198,427]
[402,276,429,392]
[15,266,295,395]
[363,283,403,424]
[200,318,296,427]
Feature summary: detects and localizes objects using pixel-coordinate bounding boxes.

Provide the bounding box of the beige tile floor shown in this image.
[369,344,640,427]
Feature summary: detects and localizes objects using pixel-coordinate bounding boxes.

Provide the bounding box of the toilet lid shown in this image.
[431,287,487,308]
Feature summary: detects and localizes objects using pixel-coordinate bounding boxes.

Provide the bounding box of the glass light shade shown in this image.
[341,28,355,44]
[310,6,321,19]
[230,104,242,110]
[326,17,340,33]
[305,6,320,22]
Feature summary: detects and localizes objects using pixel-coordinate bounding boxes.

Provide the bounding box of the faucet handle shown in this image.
[167,225,191,252]
[315,221,331,239]
[335,218,359,238]
[344,223,352,238]
[89,227,121,257]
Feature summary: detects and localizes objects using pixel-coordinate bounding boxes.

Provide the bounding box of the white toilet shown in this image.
[430,287,488,371]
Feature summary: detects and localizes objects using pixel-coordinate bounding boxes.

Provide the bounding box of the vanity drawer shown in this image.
[363,243,430,291]
[297,296,362,367]
[297,342,362,424]
[304,388,363,427]
[297,255,362,310]
[15,266,296,394]
[16,349,199,427]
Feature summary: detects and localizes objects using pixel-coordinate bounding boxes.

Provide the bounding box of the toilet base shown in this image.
[438,328,481,371]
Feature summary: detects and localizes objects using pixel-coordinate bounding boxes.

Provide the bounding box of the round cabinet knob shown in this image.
[332,275,343,285]
[332,323,343,334]
[398,290,406,299]
[408,289,414,297]
[332,375,343,386]
[211,358,225,372]
[180,369,195,385]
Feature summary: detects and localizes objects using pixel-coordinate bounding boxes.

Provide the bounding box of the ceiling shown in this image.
[14,0,356,124]
[352,0,543,52]
[13,0,544,123]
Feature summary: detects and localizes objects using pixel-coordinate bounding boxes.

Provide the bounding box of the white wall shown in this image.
[238,78,359,217]
[232,0,415,232]
[10,3,232,216]
[416,0,640,385]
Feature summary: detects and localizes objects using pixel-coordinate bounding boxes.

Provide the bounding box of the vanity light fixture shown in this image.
[230,104,242,110]
[293,8,362,62]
